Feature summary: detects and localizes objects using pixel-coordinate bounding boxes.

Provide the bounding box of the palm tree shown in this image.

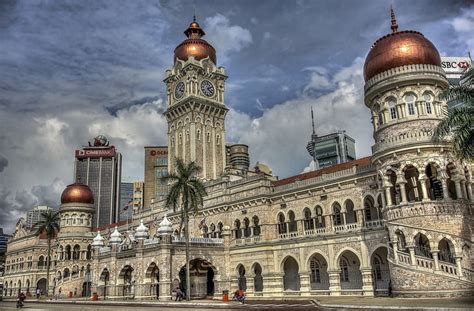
[162,158,207,301]
[435,67,473,160]
[33,210,60,297]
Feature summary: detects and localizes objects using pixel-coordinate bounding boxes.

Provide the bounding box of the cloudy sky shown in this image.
[0,0,472,233]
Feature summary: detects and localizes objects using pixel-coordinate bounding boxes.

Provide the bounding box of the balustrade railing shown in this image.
[172,236,223,244]
[364,219,383,229]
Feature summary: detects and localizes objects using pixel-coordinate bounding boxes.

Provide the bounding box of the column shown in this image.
[407,246,416,267]
[431,250,440,271]
[356,210,364,227]
[361,268,374,296]
[342,212,347,227]
[460,179,467,200]
[440,177,450,199]
[384,186,393,206]
[419,176,429,201]
[398,181,408,204]
[455,257,463,277]
[299,273,311,297]
[325,215,332,232]
[466,181,473,202]
[454,179,463,199]
[328,270,341,296]
[391,241,399,264]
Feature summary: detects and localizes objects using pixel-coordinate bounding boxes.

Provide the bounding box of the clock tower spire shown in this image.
[164,16,228,180]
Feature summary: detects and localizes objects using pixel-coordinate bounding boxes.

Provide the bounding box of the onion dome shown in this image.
[157,215,173,235]
[92,231,105,248]
[109,226,122,244]
[135,220,149,240]
[174,15,216,64]
[363,7,441,82]
[60,182,94,204]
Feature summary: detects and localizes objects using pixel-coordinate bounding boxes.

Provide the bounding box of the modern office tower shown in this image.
[25,205,53,228]
[306,110,356,169]
[119,180,134,221]
[144,146,168,208]
[132,181,144,211]
[74,135,122,228]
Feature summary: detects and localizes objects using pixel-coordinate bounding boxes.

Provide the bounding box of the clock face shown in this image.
[200,80,215,97]
[174,81,185,99]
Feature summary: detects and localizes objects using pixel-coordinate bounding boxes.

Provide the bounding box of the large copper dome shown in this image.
[364,8,441,82]
[61,183,94,204]
[174,17,216,64]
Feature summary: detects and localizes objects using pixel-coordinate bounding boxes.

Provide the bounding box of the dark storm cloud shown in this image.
[0,0,472,233]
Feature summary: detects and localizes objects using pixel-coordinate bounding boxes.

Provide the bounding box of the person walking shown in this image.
[35,288,40,300]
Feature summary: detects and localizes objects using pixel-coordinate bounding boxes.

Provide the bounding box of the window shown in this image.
[378,111,383,125]
[310,258,321,283]
[424,94,433,114]
[340,257,349,282]
[388,100,398,120]
[405,94,415,115]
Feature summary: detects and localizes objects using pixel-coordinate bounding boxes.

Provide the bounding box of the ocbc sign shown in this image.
[150,150,168,156]
[442,61,470,69]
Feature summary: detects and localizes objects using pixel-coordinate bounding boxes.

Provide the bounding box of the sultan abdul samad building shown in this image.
[3,10,473,299]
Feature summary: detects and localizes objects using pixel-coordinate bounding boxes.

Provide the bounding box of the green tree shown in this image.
[435,67,474,160]
[162,158,207,301]
[33,210,60,297]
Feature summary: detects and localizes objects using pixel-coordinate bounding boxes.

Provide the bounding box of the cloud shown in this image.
[204,14,253,62]
[0,155,7,173]
[446,5,474,53]
[226,58,372,178]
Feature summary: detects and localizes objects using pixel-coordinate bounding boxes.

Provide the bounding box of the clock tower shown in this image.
[164,16,228,180]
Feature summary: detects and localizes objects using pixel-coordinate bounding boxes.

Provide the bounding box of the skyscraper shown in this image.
[26,205,53,228]
[74,135,122,228]
[306,109,356,169]
[144,146,168,208]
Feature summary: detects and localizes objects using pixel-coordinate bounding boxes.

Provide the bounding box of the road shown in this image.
[0,300,319,311]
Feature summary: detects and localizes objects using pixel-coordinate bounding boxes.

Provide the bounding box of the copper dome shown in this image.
[61,183,94,204]
[363,8,441,82]
[174,16,216,64]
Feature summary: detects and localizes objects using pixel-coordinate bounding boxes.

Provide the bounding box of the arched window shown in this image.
[243,218,251,238]
[404,94,416,116]
[202,225,209,238]
[303,208,314,231]
[217,222,223,238]
[315,206,325,228]
[234,219,242,239]
[73,245,80,260]
[333,203,342,226]
[65,245,72,260]
[38,256,45,269]
[414,233,432,258]
[86,245,92,260]
[209,223,216,238]
[278,213,286,234]
[288,211,297,232]
[344,200,357,224]
[339,257,349,282]
[424,94,433,114]
[252,216,260,236]
[388,98,398,120]
[372,256,382,280]
[310,258,321,283]
[238,265,247,291]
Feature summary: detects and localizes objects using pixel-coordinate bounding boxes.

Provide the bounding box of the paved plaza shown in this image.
[1,297,474,311]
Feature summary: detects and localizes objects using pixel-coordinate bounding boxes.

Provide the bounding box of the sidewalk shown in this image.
[314,296,474,310]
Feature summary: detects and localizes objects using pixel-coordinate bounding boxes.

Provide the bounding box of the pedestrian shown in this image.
[175,287,183,301]
[36,288,40,299]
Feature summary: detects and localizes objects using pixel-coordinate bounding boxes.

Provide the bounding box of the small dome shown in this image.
[135,220,149,240]
[157,215,173,235]
[61,183,94,204]
[109,226,122,244]
[363,7,441,82]
[92,231,105,248]
[174,16,216,64]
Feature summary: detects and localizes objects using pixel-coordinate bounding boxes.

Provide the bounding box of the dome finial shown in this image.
[390,5,399,33]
